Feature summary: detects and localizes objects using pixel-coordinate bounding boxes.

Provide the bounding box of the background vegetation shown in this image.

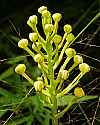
[0,0,100,124]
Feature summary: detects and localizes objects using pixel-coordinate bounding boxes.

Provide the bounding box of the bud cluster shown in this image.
[14,6,91,121]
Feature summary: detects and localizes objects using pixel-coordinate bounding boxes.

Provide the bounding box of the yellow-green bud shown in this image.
[34,81,44,92]
[38,6,47,14]
[37,77,43,81]
[29,15,37,24]
[29,33,38,42]
[52,13,62,22]
[74,87,85,97]
[34,54,44,63]
[79,63,90,73]
[61,70,69,80]
[64,24,72,33]
[45,24,53,33]
[52,34,62,44]
[65,48,76,57]
[15,64,26,75]
[74,55,83,64]
[32,43,37,51]
[27,20,32,27]
[18,39,28,49]
[42,10,51,17]
[66,33,75,43]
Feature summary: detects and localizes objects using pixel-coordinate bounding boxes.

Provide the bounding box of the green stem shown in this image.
[58,33,67,50]
[61,57,71,70]
[68,63,78,73]
[53,41,69,70]
[24,47,35,59]
[22,73,34,85]
[55,104,71,119]
[56,57,71,88]
[50,21,58,41]
[52,94,58,125]
[57,72,83,97]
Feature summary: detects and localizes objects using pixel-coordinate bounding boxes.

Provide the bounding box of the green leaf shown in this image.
[76,95,98,103]
[0,67,14,80]
[57,95,98,107]
[57,95,76,106]
[6,55,27,64]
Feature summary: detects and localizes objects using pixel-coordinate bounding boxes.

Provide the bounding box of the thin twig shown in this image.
[79,103,91,125]
[91,98,100,125]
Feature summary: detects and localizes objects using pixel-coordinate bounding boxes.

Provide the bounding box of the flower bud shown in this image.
[34,54,44,63]
[64,24,72,33]
[61,70,69,80]
[15,64,26,75]
[79,63,90,73]
[32,43,37,51]
[29,15,37,24]
[42,10,51,17]
[27,20,32,27]
[29,33,38,42]
[37,77,43,81]
[74,55,83,64]
[66,33,75,43]
[18,39,28,49]
[34,81,44,92]
[65,48,76,57]
[52,34,62,44]
[74,87,85,97]
[52,13,62,22]
[45,24,53,33]
[38,6,47,14]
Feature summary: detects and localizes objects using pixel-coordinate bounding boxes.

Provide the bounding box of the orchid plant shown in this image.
[15,6,100,125]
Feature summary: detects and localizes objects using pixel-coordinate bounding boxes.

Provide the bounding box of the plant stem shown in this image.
[55,104,71,119]
[22,73,34,85]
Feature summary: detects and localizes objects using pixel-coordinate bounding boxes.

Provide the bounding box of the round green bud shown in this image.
[79,63,90,73]
[38,6,47,14]
[74,55,83,64]
[15,64,26,75]
[18,39,28,49]
[29,15,37,24]
[64,24,72,33]
[42,10,51,17]
[34,54,44,63]
[61,70,69,80]
[66,33,75,43]
[65,48,76,57]
[52,13,62,22]
[34,81,44,92]
[74,87,85,97]
[52,34,62,44]
[29,33,38,42]
[45,24,53,33]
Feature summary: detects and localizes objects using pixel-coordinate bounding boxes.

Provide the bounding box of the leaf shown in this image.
[0,67,14,80]
[57,95,76,106]
[76,95,98,103]
[57,95,98,107]
[6,55,27,64]
[9,35,20,42]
